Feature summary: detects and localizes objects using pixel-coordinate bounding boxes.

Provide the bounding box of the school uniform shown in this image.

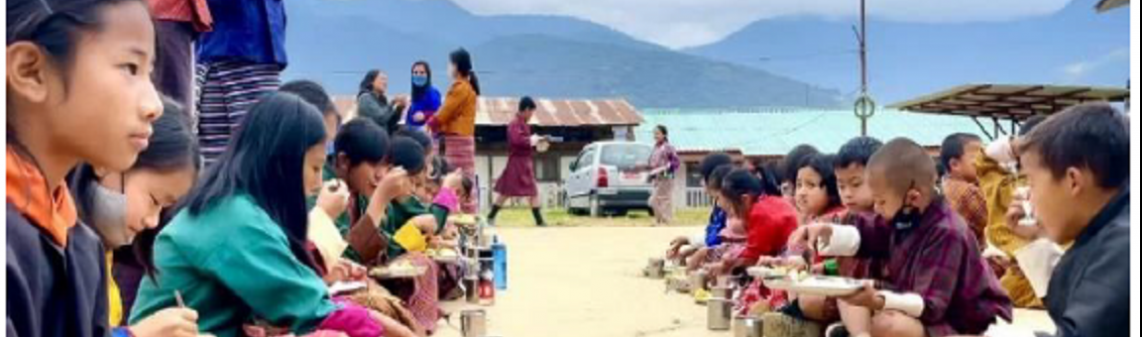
[130,194,381,337]
[1045,189,1130,337]
[6,150,112,337]
[822,197,1012,336]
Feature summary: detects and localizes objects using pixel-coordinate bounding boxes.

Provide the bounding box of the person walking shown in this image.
[487,97,547,227]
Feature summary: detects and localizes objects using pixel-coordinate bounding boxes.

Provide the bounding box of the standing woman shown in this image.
[405,61,442,132]
[487,97,546,226]
[130,93,390,337]
[357,69,407,133]
[70,101,203,337]
[636,125,680,226]
[6,0,163,335]
[429,48,481,213]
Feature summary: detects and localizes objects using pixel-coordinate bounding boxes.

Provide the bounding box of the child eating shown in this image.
[789,138,1011,337]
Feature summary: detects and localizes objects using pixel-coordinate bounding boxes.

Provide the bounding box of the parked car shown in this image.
[564,141,655,216]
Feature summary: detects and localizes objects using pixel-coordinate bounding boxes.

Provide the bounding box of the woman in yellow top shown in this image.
[70,101,205,337]
[976,115,1047,309]
[428,48,480,213]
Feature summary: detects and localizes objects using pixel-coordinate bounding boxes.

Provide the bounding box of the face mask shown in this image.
[89,182,132,248]
[891,182,922,231]
[412,75,428,87]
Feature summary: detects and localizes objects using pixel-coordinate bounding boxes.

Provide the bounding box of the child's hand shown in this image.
[442,171,464,193]
[787,224,834,253]
[838,281,884,310]
[374,168,412,203]
[316,180,350,219]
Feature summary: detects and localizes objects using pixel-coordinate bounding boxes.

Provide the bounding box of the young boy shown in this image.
[791,138,1011,337]
[1015,103,1128,337]
[939,133,988,247]
[772,137,884,335]
[666,153,734,263]
[976,116,1047,308]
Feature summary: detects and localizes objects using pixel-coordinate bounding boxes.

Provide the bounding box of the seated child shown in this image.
[667,153,734,263]
[789,137,884,329]
[790,138,1012,337]
[685,165,742,272]
[795,153,846,222]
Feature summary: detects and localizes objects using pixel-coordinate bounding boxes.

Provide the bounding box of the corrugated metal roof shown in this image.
[331,95,642,127]
[888,84,1130,121]
[1096,0,1129,12]
[636,108,983,156]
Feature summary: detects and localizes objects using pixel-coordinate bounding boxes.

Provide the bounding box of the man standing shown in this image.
[487,97,546,227]
[195,0,288,164]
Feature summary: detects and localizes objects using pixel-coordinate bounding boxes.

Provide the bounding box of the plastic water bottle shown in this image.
[492,236,507,290]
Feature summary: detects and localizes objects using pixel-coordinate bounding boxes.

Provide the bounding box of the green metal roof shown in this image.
[635,107,983,156]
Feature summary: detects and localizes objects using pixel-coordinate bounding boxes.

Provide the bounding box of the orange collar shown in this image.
[6,147,77,246]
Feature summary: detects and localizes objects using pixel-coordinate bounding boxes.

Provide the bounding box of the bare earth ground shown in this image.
[433,209,1056,337]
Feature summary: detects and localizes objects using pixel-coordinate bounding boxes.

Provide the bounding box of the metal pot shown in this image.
[707,298,732,331]
[645,258,665,279]
[733,315,763,337]
[459,309,487,337]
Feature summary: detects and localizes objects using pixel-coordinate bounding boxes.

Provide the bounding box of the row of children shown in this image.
[7,1,476,336]
[662,102,1129,337]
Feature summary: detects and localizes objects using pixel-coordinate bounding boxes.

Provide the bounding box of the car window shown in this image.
[577,147,597,168]
[600,143,652,168]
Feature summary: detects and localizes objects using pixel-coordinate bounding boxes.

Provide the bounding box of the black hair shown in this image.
[655,125,669,137]
[720,169,764,216]
[7,0,148,79]
[411,60,433,100]
[7,0,151,198]
[1019,103,1129,189]
[519,96,537,112]
[335,118,390,167]
[459,175,475,200]
[127,98,201,276]
[797,154,842,210]
[450,48,481,95]
[393,127,433,155]
[390,137,427,174]
[708,165,734,191]
[764,161,784,185]
[358,69,385,100]
[939,133,982,171]
[280,80,338,121]
[780,144,819,184]
[835,136,884,170]
[177,92,327,274]
[752,163,783,197]
[70,97,199,249]
[429,156,453,182]
[699,153,734,183]
[1020,115,1047,136]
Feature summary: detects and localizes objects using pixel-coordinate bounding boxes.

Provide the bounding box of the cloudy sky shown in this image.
[449,0,1074,48]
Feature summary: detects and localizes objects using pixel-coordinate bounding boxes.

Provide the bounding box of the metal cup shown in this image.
[733,315,763,337]
[646,258,665,279]
[707,298,733,331]
[689,270,708,293]
[710,285,733,300]
[460,309,487,337]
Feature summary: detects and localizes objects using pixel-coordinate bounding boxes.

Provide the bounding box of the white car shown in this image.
[564,141,655,217]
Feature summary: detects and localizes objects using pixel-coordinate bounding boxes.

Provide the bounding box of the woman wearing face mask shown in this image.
[70,100,203,337]
[405,61,441,132]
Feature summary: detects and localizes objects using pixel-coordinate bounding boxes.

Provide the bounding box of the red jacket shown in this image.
[738,195,799,262]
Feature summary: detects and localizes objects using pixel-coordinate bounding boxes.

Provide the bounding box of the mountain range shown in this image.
[282,0,1129,109]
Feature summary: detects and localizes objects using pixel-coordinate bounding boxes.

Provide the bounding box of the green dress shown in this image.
[130,194,336,337]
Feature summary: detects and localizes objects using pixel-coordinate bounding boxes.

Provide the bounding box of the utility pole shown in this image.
[853,0,876,136]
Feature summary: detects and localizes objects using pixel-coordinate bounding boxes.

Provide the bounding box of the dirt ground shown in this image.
[432,223,1056,337]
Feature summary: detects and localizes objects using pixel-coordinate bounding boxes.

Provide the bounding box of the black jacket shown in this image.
[1046,189,1130,337]
[6,202,110,337]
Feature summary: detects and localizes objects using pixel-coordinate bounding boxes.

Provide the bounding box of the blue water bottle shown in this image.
[492,236,507,290]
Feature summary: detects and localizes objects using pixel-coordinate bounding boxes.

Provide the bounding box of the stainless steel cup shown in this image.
[707,298,732,331]
[460,309,487,337]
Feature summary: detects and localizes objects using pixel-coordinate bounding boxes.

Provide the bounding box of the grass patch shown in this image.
[489,208,709,228]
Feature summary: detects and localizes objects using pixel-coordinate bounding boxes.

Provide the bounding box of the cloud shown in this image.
[1061,48,1129,80]
[450,0,1072,48]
